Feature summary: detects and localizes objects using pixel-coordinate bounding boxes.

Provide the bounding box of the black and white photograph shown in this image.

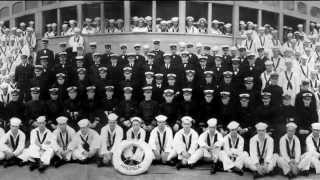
[0,0,319,179]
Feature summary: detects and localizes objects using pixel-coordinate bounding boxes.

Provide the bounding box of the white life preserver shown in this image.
[113,140,153,176]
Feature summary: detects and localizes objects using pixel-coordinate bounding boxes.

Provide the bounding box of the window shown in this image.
[60,6,77,25]
[15,14,35,27]
[43,9,57,34]
[0,7,9,19]
[262,10,279,29]
[311,7,320,18]
[186,1,207,22]
[26,1,38,10]
[239,7,258,24]
[212,3,233,25]
[284,15,305,32]
[83,3,100,20]
[104,1,124,19]
[12,2,23,15]
[131,1,152,18]
[297,2,307,14]
[157,1,178,20]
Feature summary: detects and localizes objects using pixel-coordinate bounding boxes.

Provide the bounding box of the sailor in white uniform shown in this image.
[98,113,123,166]
[187,118,222,174]
[277,122,302,178]
[0,117,25,167]
[52,116,76,168]
[70,119,100,164]
[247,122,277,178]
[167,116,199,170]
[18,116,55,173]
[148,115,173,164]
[219,121,249,176]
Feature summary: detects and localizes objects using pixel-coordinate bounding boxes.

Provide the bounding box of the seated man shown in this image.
[18,116,55,173]
[70,119,100,164]
[98,113,124,167]
[148,115,173,164]
[188,118,223,174]
[299,122,320,175]
[52,116,76,168]
[167,116,199,170]
[219,121,249,176]
[123,117,146,165]
[277,122,301,178]
[0,117,25,167]
[247,122,277,178]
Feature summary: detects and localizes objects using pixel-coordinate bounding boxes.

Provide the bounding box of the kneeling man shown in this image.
[168,116,199,170]
[188,118,223,174]
[148,115,173,164]
[52,116,76,168]
[247,122,277,178]
[70,119,100,164]
[99,113,124,167]
[19,116,55,173]
[0,117,26,167]
[219,121,249,176]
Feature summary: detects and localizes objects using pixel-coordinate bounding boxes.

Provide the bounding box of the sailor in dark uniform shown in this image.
[151,40,164,65]
[178,88,199,128]
[115,87,138,131]
[170,44,182,66]
[159,89,179,131]
[152,73,165,103]
[24,87,46,131]
[45,87,64,130]
[5,89,25,131]
[199,89,218,132]
[119,44,128,66]
[216,91,235,135]
[133,44,145,65]
[263,72,283,108]
[107,54,123,90]
[63,86,82,130]
[102,86,118,117]
[221,45,232,70]
[101,43,113,66]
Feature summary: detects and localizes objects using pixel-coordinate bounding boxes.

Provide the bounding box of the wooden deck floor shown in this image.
[0,163,317,180]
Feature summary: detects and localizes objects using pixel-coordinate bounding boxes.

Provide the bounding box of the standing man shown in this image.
[36,38,55,69]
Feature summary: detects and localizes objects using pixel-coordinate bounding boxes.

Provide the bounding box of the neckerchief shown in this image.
[245,40,253,50]
[257,138,267,164]
[157,130,166,153]
[10,134,19,151]
[228,136,239,149]
[206,133,217,146]
[285,71,293,90]
[59,131,69,150]
[107,129,116,150]
[271,57,280,71]
[37,130,47,144]
[312,137,320,153]
[300,65,309,78]
[182,133,192,151]
[286,137,295,159]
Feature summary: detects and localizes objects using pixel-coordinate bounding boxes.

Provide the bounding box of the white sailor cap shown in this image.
[108,113,118,121]
[255,122,268,130]
[312,122,320,130]
[286,122,297,129]
[181,116,193,124]
[78,119,90,127]
[10,117,21,126]
[264,60,273,66]
[36,116,46,123]
[207,118,217,127]
[130,116,142,123]
[297,24,303,28]
[56,116,68,124]
[155,115,167,122]
[227,121,240,130]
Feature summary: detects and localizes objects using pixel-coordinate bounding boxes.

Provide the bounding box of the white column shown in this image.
[57,8,61,36]
[179,1,186,33]
[124,1,130,32]
[208,3,212,33]
[232,3,239,45]
[100,2,105,33]
[278,1,284,42]
[258,9,262,27]
[35,11,43,38]
[152,1,156,32]
[77,4,83,28]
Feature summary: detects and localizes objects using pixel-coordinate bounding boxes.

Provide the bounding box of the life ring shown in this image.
[113,140,153,176]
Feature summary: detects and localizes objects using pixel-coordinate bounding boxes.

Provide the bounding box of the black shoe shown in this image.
[176,161,182,170]
[188,163,195,169]
[97,159,105,168]
[301,170,309,176]
[210,163,216,174]
[286,172,293,179]
[29,162,39,171]
[3,161,9,168]
[54,159,66,168]
[38,164,48,173]
[231,167,244,176]
[79,159,88,164]
[18,160,25,167]
[253,172,262,179]
[168,160,175,166]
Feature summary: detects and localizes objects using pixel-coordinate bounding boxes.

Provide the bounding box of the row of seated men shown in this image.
[0,113,320,179]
